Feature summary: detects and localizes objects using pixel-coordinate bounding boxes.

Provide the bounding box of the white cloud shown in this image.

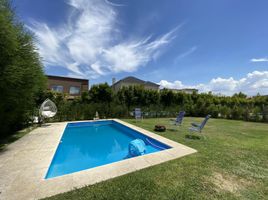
[102,32,176,73]
[159,71,268,96]
[250,58,268,62]
[28,0,177,78]
[174,46,197,63]
[104,0,126,7]
[158,80,185,89]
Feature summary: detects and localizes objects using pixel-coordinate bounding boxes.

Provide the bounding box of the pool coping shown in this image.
[0,119,197,200]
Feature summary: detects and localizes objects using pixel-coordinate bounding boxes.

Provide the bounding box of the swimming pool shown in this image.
[45,120,171,179]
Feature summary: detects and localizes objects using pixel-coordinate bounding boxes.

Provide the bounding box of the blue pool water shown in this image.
[45,120,170,179]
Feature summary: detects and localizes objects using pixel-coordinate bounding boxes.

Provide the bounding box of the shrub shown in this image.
[0,0,46,137]
[41,85,267,123]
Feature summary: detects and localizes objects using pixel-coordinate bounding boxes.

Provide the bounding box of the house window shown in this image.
[51,85,63,93]
[69,86,80,95]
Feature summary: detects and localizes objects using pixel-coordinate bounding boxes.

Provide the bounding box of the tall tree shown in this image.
[89,83,112,103]
[0,0,46,137]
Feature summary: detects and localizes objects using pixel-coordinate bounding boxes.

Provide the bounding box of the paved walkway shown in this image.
[0,120,197,200]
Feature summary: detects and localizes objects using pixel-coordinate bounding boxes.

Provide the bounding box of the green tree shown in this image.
[160,89,174,107]
[117,86,134,112]
[233,92,247,99]
[89,83,112,103]
[0,0,46,137]
[231,105,243,120]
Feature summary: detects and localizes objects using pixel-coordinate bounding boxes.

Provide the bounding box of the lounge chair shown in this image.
[170,111,185,126]
[189,115,211,133]
[134,108,143,121]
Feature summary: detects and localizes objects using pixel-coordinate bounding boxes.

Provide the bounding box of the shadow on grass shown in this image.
[167,128,178,132]
[185,134,201,140]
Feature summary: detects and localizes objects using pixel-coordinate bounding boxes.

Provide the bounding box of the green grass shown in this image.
[44,118,268,200]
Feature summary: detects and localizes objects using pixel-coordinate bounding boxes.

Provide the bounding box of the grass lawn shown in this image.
[44,118,268,200]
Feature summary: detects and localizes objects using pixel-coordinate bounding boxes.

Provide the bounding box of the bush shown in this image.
[0,0,46,138]
[41,86,267,124]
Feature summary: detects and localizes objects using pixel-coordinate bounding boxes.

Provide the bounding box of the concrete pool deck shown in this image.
[0,119,197,200]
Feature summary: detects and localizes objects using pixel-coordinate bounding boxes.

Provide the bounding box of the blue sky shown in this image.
[13,0,268,95]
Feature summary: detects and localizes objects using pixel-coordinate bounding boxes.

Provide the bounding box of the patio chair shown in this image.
[170,111,185,126]
[189,115,211,133]
[134,108,143,121]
